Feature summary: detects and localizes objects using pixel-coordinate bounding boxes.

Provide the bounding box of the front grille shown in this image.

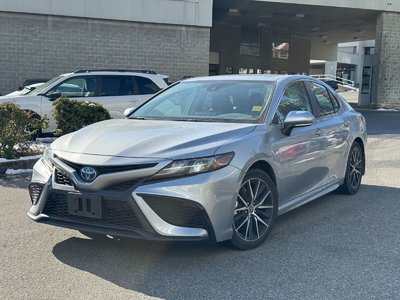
[28,183,44,205]
[105,180,138,192]
[54,169,73,186]
[55,156,157,175]
[142,195,205,228]
[43,192,141,230]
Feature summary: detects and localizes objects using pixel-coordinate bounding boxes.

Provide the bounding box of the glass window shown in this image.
[100,76,135,97]
[273,81,312,124]
[272,33,290,60]
[48,76,96,98]
[135,76,161,95]
[307,82,336,116]
[364,47,375,55]
[131,80,275,123]
[30,76,63,96]
[328,91,341,112]
[240,27,260,57]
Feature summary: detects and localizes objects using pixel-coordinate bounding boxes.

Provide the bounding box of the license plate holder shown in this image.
[67,193,102,219]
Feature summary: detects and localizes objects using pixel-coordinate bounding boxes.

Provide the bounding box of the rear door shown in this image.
[305,81,350,182]
[271,80,328,204]
[97,75,162,118]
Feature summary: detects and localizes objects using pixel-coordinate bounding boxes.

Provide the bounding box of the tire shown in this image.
[338,142,364,195]
[230,169,278,250]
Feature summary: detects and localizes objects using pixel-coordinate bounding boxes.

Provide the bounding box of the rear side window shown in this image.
[273,81,313,124]
[307,82,339,117]
[135,76,161,95]
[100,76,135,97]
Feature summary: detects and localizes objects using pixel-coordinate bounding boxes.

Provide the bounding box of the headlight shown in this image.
[42,147,53,170]
[151,152,235,180]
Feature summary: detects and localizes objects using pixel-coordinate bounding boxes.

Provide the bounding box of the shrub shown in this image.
[0,102,41,159]
[52,97,111,136]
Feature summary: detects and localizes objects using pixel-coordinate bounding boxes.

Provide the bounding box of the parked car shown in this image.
[322,79,339,90]
[0,70,168,132]
[20,78,50,89]
[28,75,367,250]
[6,82,45,97]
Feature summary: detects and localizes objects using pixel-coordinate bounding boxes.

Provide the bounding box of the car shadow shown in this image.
[52,184,400,299]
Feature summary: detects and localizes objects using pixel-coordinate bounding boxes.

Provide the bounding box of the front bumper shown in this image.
[28,157,242,242]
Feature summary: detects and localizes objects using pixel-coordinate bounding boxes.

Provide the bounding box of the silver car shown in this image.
[28,75,367,250]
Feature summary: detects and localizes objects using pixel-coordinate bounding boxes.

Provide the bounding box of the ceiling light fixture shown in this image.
[228,8,241,16]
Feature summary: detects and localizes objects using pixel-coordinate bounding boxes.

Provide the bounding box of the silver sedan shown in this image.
[28,75,367,250]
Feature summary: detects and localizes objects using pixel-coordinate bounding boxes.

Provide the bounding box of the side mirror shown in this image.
[47,91,61,101]
[123,107,136,117]
[282,111,315,136]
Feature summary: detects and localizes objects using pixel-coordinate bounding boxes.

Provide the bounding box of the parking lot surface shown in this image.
[1,109,399,300]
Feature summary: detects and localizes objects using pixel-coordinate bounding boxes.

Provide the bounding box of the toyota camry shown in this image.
[28,75,366,250]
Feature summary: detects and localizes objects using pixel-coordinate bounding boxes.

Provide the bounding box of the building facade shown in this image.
[0,0,212,93]
[0,0,399,108]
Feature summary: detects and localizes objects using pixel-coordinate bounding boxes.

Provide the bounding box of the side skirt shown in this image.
[278,179,343,216]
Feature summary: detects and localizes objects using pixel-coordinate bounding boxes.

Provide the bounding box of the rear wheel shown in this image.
[338,142,364,195]
[230,169,278,250]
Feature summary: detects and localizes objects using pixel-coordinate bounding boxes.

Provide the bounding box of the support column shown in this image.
[372,12,400,109]
[325,61,338,78]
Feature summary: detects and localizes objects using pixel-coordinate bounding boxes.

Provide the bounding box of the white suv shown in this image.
[0,70,169,132]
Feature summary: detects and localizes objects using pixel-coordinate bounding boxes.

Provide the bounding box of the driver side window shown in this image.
[47,76,97,98]
[273,81,313,125]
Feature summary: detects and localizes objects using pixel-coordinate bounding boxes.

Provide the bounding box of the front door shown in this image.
[271,80,328,204]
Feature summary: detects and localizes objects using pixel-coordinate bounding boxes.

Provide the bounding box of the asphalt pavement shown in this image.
[1,109,400,299]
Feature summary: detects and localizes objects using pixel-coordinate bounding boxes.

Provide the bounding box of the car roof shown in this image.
[59,71,165,78]
[183,74,307,83]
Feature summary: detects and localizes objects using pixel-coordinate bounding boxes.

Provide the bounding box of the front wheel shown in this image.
[230,169,278,250]
[338,142,364,195]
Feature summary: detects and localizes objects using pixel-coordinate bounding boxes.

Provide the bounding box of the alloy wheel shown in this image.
[349,145,363,190]
[233,178,274,242]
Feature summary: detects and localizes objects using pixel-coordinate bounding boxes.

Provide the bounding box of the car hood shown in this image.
[51,119,257,159]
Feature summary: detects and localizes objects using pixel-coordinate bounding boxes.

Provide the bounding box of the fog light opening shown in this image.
[28,183,44,205]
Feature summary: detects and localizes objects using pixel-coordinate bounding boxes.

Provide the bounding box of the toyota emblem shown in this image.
[80,166,97,182]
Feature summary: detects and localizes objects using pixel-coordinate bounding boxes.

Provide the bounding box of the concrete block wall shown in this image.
[0,11,210,94]
[373,12,400,108]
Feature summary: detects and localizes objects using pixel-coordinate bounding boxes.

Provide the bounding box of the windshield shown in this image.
[28,75,64,96]
[131,80,274,123]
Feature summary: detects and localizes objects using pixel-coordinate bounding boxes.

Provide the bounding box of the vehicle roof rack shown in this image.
[73,69,157,74]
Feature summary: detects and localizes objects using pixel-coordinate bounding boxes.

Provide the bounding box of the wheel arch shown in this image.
[247,160,277,187]
[22,109,41,120]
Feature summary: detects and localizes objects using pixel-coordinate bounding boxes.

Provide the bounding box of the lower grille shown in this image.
[105,180,138,192]
[43,192,141,230]
[142,195,205,228]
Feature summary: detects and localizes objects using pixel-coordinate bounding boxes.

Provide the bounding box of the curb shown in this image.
[0,157,40,176]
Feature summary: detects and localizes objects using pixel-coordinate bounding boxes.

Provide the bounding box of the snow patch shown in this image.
[5,169,33,175]
[0,155,42,163]
[377,108,399,112]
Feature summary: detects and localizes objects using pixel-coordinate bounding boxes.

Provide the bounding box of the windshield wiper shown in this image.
[129,116,149,120]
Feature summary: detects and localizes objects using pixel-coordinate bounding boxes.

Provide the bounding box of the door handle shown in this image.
[315,128,324,136]
[343,120,351,127]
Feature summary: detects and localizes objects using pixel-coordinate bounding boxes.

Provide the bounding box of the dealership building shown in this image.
[0,0,399,108]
